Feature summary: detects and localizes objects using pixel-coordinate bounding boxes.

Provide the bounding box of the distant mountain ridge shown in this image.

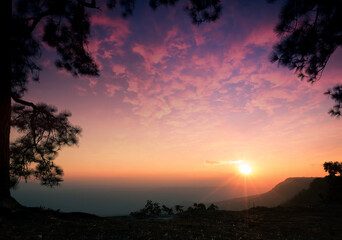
[214,177,316,210]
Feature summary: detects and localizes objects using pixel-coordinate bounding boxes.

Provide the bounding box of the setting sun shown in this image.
[238,163,252,175]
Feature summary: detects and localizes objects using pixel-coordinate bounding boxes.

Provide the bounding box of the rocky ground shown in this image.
[1,205,342,240]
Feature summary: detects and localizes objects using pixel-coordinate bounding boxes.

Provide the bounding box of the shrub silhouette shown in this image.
[186,202,208,212]
[130,200,162,218]
[193,203,206,211]
[174,205,184,213]
[207,203,219,211]
[131,201,219,218]
[323,161,342,176]
[162,205,174,215]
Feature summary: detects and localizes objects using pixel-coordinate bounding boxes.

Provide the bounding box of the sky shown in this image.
[16,0,342,195]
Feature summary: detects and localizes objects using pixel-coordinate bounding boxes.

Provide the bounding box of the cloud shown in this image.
[105,84,121,97]
[88,79,98,88]
[88,14,131,61]
[90,15,131,41]
[41,59,51,68]
[82,1,341,147]
[112,65,126,75]
[132,43,169,71]
[75,85,87,96]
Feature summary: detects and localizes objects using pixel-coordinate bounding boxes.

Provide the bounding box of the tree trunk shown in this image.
[0,83,11,201]
[0,0,12,201]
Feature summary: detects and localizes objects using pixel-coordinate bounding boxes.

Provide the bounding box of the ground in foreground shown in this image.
[1,205,341,240]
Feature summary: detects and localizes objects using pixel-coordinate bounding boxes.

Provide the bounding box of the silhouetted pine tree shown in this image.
[269,0,342,116]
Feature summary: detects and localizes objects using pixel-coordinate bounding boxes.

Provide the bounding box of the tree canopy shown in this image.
[270,0,342,115]
[9,0,101,188]
[323,161,342,176]
[10,102,81,187]
[270,0,342,83]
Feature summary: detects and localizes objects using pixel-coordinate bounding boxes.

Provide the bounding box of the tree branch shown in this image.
[28,10,53,34]
[11,95,38,148]
[11,95,37,110]
[313,2,320,31]
[77,0,100,9]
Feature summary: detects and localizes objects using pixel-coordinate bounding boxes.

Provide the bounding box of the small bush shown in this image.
[207,204,219,211]
[162,205,174,215]
[174,205,184,213]
[130,201,220,218]
[130,200,162,218]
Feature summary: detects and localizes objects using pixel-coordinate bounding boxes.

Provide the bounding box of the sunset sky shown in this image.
[20,0,341,193]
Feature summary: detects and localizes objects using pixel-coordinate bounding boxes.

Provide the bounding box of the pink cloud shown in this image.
[105,83,121,97]
[89,5,340,144]
[41,59,51,68]
[244,24,276,47]
[112,64,126,75]
[90,15,131,40]
[132,43,169,70]
[165,27,191,52]
[193,29,206,46]
[88,79,98,88]
[87,14,131,63]
[75,85,87,96]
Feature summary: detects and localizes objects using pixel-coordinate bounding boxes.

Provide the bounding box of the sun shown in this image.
[238,163,252,175]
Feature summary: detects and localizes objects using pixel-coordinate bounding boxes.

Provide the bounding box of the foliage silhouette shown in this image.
[270,0,342,116]
[10,103,81,187]
[6,0,102,192]
[150,0,222,24]
[130,200,162,218]
[323,161,342,177]
[192,202,206,210]
[130,201,218,218]
[162,204,174,215]
[325,85,342,117]
[207,203,219,210]
[174,204,184,213]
